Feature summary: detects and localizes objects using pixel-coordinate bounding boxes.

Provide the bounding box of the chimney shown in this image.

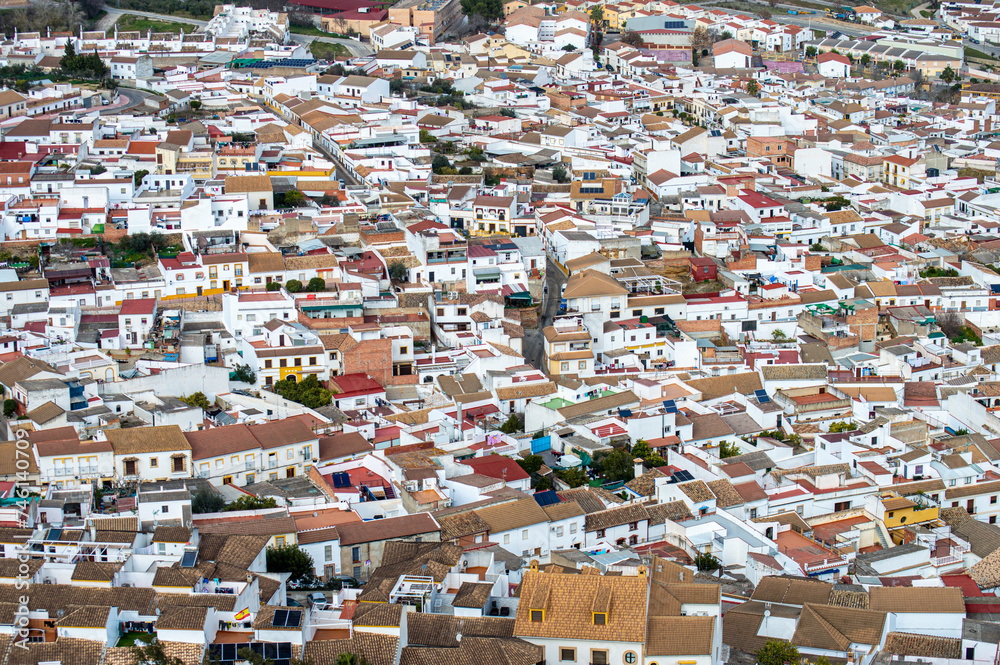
[633,457,644,479]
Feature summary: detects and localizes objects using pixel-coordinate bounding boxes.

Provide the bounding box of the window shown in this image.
[521,529,528,540]
[530,609,544,622]
[352,546,361,561]
[400,346,408,355]
[275,536,286,547]
[623,653,637,665]
[265,360,272,369]
[325,545,333,561]
[570,523,577,534]
[294,358,301,367]
[950,479,957,487]
[216,459,223,468]
[309,356,316,366]
[592,651,608,665]
[628,522,637,531]
[172,457,184,473]
[149,458,158,468]
[561,362,569,372]
[280,359,287,368]
[593,612,607,625]
[596,528,606,538]
[555,526,564,537]
[503,534,510,544]
[287,449,294,459]
[561,649,576,662]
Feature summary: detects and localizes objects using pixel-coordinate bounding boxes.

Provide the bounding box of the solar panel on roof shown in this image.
[286,611,301,628]
[180,550,197,568]
[222,644,237,660]
[533,490,561,507]
[618,408,632,418]
[278,644,293,659]
[754,389,771,403]
[662,399,678,414]
[273,609,288,627]
[47,528,61,541]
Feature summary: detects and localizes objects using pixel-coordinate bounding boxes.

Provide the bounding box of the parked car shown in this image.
[327,575,359,590]
[286,598,303,607]
[307,592,327,607]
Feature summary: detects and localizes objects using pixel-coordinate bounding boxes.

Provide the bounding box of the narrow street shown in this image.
[523,257,566,372]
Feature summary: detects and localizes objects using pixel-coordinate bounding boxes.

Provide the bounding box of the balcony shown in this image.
[245,460,255,471]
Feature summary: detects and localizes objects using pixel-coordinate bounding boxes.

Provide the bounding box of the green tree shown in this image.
[557,466,588,487]
[694,551,720,571]
[307,277,326,292]
[266,544,315,582]
[517,454,544,474]
[552,163,570,183]
[721,30,733,39]
[3,399,16,418]
[893,59,905,75]
[285,279,303,293]
[274,374,333,409]
[266,281,281,291]
[621,30,643,47]
[459,0,503,22]
[131,639,185,665]
[596,447,636,482]
[226,495,279,511]
[719,440,741,458]
[276,189,306,208]
[432,154,453,174]
[189,100,202,111]
[181,392,212,410]
[772,329,787,341]
[388,260,408,282]
[60,41,77,72]
[499,413,522,434]
[133,169,149,188]
[829,420,857,432]
[805,45,817,57]
[756,640,800,665]
[535,476,552,491]
[499,108,516,117]
[232,363,256,384]
[419,129,436,143]
[813,656,832,665]
[860,53,870,69]
[334,653,368,665]
[590,6,605,29]
[191,487,226,514]
[941,65,956,83]
[746,79,760,97]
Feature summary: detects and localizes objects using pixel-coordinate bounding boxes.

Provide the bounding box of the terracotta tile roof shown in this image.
[646,615,716,655]
[104,425,191,455]
[541,500,585,522]
[625,468,668,497]
[677,479,714,503]
[496,382,557,400]
[303,634,399,665]
[476,497,550,532]
[883,632,962,659]
[707,478,744,508]
[945,479,1000,500]
[354,603,404,627]
[584,503,650,532]
[869,586,965,613]
[157,605,208,630]
[56,605,112,628]
[828,589,869,609]
[792,603,887,651]
[7,637,104,665]
[751,576,833,606]
[684,372,762,401]
[437,511,491,540]
[645,501,693,525]
[514,569,647,643]
[453,581,494,608]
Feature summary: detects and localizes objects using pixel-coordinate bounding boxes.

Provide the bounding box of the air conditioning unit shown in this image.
[121,582,134,587]
[404,480,418,492]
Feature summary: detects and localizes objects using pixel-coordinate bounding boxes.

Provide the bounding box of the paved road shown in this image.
[523,257,567,372]
[911,2,929,18]
[100,88,147,115]
[965,37,1000,59]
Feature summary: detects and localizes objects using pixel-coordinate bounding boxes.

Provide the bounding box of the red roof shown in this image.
[119,298,156,316]
[462,454,529,482]
[331,373,385,397]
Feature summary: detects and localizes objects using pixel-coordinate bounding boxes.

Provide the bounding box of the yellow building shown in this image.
[542,320,593,376]
[879,494,939,531]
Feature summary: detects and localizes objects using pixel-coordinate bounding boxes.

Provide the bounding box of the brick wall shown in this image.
[343,337,393,386]
[727,254,757,271]
[803,255,822,272]
[848,305,878,342]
